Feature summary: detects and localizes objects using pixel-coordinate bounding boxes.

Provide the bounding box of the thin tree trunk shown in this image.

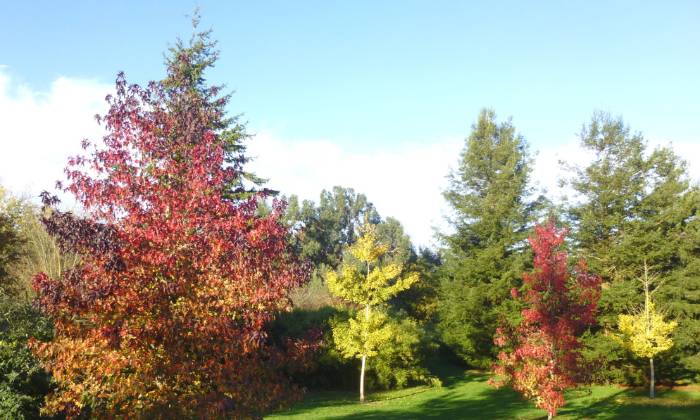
[547,411,553,420]
[359,263,371,403]
[649,357,655,399]
[360,355,366,402]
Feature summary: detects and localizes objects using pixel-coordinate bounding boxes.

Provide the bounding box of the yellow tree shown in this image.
[327,223,419,402]
[615,261,677,398]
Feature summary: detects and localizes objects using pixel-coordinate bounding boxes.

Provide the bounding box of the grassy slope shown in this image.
[268,366,700,419]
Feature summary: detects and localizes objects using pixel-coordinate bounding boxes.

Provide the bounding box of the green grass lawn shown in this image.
[268,366,700,419]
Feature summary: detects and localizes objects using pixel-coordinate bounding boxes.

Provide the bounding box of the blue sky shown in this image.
[3,1,699,145]
[1,1,699,246]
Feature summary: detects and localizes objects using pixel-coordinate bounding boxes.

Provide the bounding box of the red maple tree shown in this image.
[491,223,601,419]
[31,28,310,418]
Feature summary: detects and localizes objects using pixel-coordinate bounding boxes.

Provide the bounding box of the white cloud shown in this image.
[246,132,580,248]
[247,131,463,248]
[530,138,594,204]
[649,139,700,183]
[250,133,700,249]
[1,71,697,249]
[531,138,700,205]
[0,70,110,201]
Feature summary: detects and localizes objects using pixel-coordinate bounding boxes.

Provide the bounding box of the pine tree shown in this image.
[567,112,700,382]
[162,14,271,200]
[437,109,542,367]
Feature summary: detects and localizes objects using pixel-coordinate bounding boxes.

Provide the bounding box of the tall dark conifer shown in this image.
[162,16,270,200]
[437,109,542,367]
[568,112,700,382]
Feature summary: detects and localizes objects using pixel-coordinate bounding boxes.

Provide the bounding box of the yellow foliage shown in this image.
[614,261,677,362]
[333,310,394,359]
[326,224,418,307]
[616,299,677,360]
[327,223,419,359]
[349,224,389,263]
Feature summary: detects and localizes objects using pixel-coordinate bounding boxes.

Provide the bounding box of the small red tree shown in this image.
[30,27,310,418]
[491,223,601,419]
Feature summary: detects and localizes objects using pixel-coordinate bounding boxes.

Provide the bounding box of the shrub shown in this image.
[0,296,54,419]
[270,306,441,392]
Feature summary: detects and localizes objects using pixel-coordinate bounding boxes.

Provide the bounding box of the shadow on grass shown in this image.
[272,359,477,418]
[271,361,700,420]
[563,387,700,420]
[274,387,435,419]
[334,381,700,420]
[336,383,542,420]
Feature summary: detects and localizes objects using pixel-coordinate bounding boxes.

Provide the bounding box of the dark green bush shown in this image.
[270,306,440,392]
[269,306,357,390]
[0,296,54,419]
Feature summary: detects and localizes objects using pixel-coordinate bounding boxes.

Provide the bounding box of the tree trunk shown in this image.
[649,357,655,399]
[360,355,366,402]
[547,411,553,420]
[359,302,370,402]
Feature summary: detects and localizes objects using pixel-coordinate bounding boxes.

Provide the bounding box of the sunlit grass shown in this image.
[268,366,700,419]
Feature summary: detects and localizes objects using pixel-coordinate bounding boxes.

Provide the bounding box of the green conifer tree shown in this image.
[436,109,543,367]
[567,112,700,382]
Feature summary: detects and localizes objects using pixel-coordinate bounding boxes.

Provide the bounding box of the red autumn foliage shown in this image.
[30,30,312,418]
[491,223,601,418]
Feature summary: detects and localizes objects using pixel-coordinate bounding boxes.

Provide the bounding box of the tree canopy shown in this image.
[30,27,309,418]
[492,223,601,419]
[566,112,700,382]
[437,109,544,367]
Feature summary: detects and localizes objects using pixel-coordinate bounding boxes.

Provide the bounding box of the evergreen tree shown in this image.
[162,14,271,200]
[437,109,541,367]
[670,197,700,374]
[567,112,700,382]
